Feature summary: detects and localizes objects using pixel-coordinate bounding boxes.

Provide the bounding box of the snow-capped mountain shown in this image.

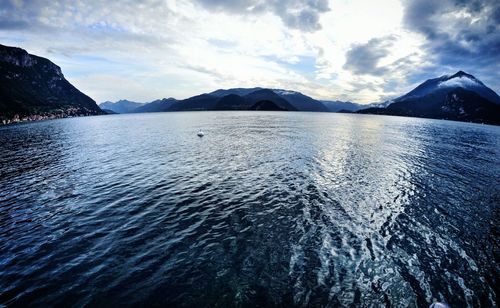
[358,71,500,125]
[394,71,500,104]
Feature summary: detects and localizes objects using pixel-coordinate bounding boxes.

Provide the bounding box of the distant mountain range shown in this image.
[100,88,361,114]
[99,100,144,113]
[358,71,500,125]
[100,74,500,125]
[320,100,368,112]
[1,43,498,125]
[0,44,103,123]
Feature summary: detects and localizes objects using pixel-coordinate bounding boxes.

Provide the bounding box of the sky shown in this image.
[1,0,499,104]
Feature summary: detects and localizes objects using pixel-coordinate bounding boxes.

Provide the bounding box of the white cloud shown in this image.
[0,0,462,104]
[438,76,480,89]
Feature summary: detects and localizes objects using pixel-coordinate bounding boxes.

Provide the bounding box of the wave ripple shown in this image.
[0,112,499,307]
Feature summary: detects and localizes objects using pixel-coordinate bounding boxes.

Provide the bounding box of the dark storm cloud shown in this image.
[402,0,500,90]
[193,0,330,32]
[343,36,397,76]
[403,0,500,61]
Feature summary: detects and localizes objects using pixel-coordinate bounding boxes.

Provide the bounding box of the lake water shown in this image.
[0,112,498,307]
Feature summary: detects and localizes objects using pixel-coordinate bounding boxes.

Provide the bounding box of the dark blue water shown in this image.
[0,112,499,307]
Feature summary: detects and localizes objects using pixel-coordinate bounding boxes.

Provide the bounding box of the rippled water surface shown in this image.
[0,112,499,307]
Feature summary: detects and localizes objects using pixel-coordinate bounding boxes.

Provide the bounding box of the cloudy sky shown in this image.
[1,0,499,104]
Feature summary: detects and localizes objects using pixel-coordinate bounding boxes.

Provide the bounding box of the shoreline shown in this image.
[1,112,103,126]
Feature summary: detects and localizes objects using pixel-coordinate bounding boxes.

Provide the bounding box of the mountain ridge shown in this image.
[358,71,500,125]
[392,71,500,105]
[0,44,103,123]
[99,100,144,113]
[106,88,355,113]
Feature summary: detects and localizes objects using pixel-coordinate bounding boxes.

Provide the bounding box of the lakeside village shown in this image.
[1,107,100,125]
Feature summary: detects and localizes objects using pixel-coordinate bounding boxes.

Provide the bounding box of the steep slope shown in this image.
[0,44,103,122]
[99,100,144,113]
[358,71,500,125]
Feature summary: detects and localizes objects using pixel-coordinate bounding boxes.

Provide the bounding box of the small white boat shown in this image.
[197,130,204,137]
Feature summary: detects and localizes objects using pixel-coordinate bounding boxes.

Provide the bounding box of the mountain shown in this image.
[0,44,103,122]
[358,71,500,125]
[166,89,298,112]
[99,100,144,113]
[126,88,349,113]
[321,100,367,112]
[132,98,177,113]
[394,71,500,104]
[210,88,327,111]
